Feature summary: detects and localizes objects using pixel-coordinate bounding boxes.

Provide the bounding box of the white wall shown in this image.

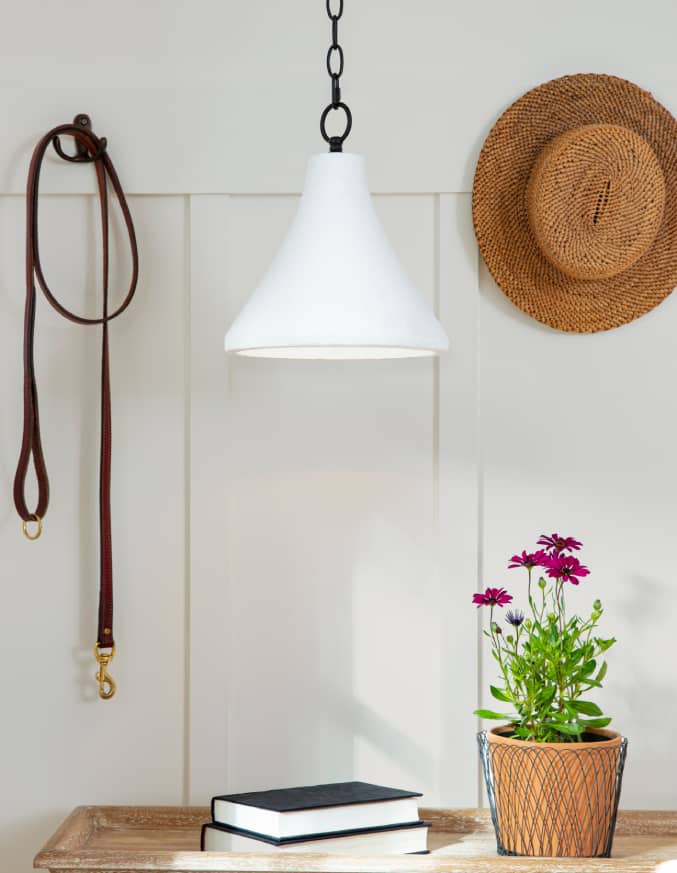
[1,1,677,871]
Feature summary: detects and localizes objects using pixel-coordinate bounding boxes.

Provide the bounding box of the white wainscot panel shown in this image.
[0,194,186,873]
[189,193,445,805]
[479,261,677,808]
[438,194,481,807]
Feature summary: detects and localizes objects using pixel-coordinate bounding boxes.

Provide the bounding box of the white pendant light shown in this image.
[224,2,448,360]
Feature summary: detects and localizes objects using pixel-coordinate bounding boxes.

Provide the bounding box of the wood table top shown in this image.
[34,805,677,873]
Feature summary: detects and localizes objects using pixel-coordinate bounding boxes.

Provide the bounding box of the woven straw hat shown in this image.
[472,74,677,332]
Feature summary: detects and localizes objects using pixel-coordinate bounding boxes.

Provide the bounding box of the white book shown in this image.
[202,821,430,855]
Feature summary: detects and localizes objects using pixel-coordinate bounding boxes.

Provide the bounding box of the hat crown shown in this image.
[526,124,665,280]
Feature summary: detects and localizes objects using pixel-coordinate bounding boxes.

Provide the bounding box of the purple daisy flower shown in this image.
[508,549,548,570]
[537,533,583,553]
[472,587,513,608]
[505,609,525,627]
[542,553,590,585]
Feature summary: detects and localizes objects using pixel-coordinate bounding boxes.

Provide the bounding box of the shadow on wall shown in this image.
[611,573,677,808]
[223,463,440,796]
[315,686,438,790]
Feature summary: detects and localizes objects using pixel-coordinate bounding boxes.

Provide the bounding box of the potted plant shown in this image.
[473,533,628,858]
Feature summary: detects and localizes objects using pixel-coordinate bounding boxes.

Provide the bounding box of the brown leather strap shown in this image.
[14,116,138,696]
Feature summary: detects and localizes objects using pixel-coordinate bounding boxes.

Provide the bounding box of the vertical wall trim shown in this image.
[432,194,441,800]
[437,195,480,806]
[433,194,441,536]
[182,194,192,805]
[475,249,484,806]
[433,194,441,316]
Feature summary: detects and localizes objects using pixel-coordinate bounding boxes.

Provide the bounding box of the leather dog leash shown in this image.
[13,114,138,699]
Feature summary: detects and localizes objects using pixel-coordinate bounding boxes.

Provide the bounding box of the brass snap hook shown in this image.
[94,642,116,700]
[22,515,42,541]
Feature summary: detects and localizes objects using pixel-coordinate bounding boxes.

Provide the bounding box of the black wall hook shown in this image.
[72,113,93,159]
[52,113,107,164]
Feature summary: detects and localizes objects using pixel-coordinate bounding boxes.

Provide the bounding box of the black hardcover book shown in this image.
[212,781,421,812]
[201,819,431,854]
[210,781,423,840]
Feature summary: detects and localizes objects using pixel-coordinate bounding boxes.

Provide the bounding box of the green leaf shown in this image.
[570,660,598,684]
[474,709,514,720]
[595,661,608,683]
[536,686,556,707]
[490,685,512,703]
[569,647,586,665]
[596,637,616,653]
[581,717,612,728]
[551,721,584,735]
[569,700,603,717]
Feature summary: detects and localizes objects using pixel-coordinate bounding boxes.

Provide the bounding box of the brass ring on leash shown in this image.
[21,515,42,541]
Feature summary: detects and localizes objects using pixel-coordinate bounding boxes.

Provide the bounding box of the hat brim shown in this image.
[472,73,677,332]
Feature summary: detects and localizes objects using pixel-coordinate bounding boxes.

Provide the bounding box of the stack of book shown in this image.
[201,781,430,854]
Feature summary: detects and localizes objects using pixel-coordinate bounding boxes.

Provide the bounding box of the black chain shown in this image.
[320,0,352,152]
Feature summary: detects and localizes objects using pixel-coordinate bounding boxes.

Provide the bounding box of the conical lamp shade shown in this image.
[224,153,449,358]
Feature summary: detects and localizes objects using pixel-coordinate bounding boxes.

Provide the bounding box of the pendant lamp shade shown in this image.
[224,153,449,358]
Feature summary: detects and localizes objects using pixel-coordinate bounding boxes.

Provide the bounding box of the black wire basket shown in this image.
[478,728,628,857]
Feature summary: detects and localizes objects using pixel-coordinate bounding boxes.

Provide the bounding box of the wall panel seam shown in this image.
[183,194,192,805]
[475,243,484,807]
[432,193,441,797]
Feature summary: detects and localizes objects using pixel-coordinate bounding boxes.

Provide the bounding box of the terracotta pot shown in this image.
[478,726,627,857]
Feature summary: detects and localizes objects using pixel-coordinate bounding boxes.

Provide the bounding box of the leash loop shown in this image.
[14,114,138,699]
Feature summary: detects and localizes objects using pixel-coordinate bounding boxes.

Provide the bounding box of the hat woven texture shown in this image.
[472,73,677,332]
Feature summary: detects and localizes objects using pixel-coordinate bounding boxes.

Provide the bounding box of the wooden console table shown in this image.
[34,806,677,873]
